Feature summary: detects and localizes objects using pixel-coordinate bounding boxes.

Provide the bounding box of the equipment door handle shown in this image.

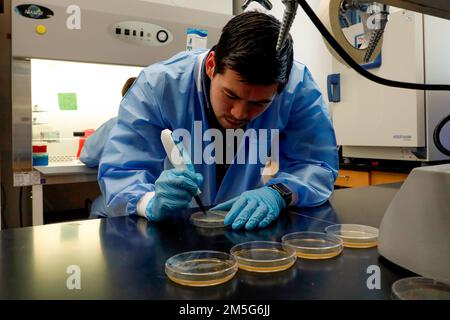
[327,73,341,103]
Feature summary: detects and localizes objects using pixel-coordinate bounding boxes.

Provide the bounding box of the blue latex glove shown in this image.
[211,186,285,230]
[146,168,203,221]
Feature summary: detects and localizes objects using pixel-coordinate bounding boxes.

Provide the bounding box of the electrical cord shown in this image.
[296,0,450,91]
[433,114,450,156]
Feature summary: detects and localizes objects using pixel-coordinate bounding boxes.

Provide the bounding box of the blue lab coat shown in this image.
[97,50,338,218]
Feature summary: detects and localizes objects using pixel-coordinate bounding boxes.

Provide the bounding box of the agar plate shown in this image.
[281,231,343,259]
[230,241,297,272]
[165,250,237,287]
[190,210,227,228]
[325,224,379,248]
[392,277,450,300]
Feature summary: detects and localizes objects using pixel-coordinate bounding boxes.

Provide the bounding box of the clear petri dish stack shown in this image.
[165,250,238,287]
[281,231,343,259]
[392,277,450,300]
[230,241,297,273]
[325,224,379,248]
[190,210,227,228]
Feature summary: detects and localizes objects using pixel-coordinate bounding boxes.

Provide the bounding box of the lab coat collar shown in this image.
[195,48,214,114]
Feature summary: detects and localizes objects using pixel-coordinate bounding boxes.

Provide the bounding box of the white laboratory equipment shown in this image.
[379,164,450,285]
[328,9,450,162]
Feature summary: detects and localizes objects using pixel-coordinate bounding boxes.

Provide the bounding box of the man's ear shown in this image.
[205,51,216,79]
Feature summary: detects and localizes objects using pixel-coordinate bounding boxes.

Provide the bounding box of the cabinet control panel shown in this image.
[112,21,173,47]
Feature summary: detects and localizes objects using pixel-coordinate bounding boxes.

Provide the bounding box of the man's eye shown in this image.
[250,102,267,108]
[225,93,237,100]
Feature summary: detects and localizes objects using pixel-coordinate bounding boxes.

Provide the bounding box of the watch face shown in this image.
[270,183,292,206]
[273,183,292,196]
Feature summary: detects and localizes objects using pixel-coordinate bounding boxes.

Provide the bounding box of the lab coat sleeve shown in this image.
[97,72,168,217]
[268,68,338,207]
[79,118,118,168]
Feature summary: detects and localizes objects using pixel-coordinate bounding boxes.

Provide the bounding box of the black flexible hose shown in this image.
[433,114,450,156]
[296,0,450,91]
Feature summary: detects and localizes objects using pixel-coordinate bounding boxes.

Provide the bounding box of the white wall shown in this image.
[140,0,233,14]
[246,0,333,98]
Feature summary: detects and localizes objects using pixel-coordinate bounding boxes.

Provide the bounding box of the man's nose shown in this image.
[230,102,248,120]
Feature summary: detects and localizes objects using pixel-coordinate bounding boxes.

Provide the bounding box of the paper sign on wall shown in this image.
[58,93,78,111]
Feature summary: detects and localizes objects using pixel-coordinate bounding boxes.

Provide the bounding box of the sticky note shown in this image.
[58,93,77,111]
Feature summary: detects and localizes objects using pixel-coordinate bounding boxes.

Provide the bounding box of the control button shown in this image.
[36,25,46,35]
[124,29,130,36]
[115,28,121,35]
[133,30,136,36]
[156,30,168,43]
[140,31,144,37]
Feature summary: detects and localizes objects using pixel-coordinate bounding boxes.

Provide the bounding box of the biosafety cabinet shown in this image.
[329,9,450,162]
[0,0,231,228]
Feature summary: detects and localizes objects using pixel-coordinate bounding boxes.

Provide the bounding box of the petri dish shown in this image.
[281,231,343,259]
[392,277,450,300]
[325,224,379,248]
[230,241,297,273]
[165,250,238,287]
[190,210,227,228]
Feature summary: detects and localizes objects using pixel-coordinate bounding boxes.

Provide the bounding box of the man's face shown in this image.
[205,51,278,129]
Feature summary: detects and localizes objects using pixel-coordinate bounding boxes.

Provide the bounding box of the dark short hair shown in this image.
[214,11,294,92]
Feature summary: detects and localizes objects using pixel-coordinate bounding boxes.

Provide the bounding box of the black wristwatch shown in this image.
[268,183,292,206]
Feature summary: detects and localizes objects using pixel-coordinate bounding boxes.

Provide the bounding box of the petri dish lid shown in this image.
[325,224,379,248]
[165,250,238,287]
[392,277,450,300]
[230,241,297,273]
[281,231,343,259]
[190,210,227,228]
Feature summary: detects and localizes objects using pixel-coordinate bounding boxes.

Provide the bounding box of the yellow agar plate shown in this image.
[325,224,379,248]
[165,250,237,287]
[392,277,450,300]
[230,241,297,272]
[281,231,343,259]
[190,210,227,228]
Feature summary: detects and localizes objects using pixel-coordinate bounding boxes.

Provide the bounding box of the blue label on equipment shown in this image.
[186,28,208,51]
[187,28,208,37]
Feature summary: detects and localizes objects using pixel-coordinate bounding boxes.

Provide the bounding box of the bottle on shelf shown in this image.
[73,129,95,159]
[32,145,49,166]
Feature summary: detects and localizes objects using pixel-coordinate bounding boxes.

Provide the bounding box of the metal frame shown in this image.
[11,59,32,173]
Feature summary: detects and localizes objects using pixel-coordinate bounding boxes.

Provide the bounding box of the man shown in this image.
[98,11,338,230]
